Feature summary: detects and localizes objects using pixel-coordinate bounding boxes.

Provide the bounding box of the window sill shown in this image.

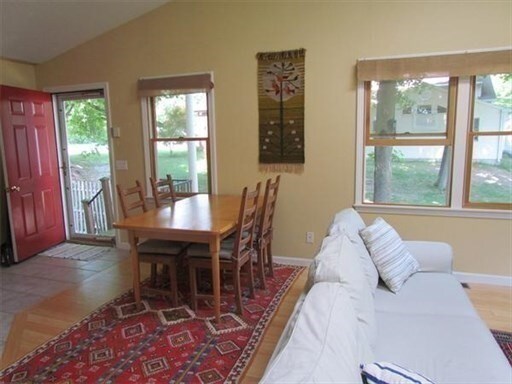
[353,204,512,220]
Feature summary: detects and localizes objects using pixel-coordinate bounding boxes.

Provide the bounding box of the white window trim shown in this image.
[354,79,512,220]
[451,77,471,209]
[140,75,218,196]
[141,99,152,196]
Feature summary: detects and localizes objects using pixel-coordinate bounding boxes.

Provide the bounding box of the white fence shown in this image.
[70,179,110,235]
[70,178,189,235]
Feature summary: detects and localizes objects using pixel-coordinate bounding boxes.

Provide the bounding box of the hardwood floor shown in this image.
[1,256,510,381]
[464,282,512,333]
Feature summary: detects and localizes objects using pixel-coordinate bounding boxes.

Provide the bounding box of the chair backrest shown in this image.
[258,175,281,239]
[150,174,177,208]
[116,180,149,219]
[233,182,261,261]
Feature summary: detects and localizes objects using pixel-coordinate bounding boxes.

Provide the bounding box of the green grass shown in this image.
[70,149,208,192]
[365,160,448,206]
[468,162,512,203]
[69,152,109,167]
[500,156,512,172]
[365,159,511,205]
[155,149,208,192]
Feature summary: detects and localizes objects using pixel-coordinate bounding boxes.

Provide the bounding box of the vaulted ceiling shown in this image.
[0,0,170,64]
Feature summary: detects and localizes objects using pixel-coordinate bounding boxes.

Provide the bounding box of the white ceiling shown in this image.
[0,0,170,64]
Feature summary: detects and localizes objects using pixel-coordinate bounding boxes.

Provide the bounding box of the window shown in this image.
[363,77,455,207]
[139,74,215,195]
[465,74,512,208]
[356,49,511,214]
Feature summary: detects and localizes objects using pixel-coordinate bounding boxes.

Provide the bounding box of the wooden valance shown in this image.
[357,49,511,81]
[138,73,213,97]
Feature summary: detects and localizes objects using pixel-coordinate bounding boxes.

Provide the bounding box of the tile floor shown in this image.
[0,247,129,355]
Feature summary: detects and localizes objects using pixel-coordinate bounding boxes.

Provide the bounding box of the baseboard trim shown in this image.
[115,245,311,268]
[273,255,311,267]
[454,271,512,287]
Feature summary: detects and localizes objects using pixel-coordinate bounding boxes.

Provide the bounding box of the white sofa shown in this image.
[261,209,511,384]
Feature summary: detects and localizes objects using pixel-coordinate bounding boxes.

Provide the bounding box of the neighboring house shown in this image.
[370,76,511,163]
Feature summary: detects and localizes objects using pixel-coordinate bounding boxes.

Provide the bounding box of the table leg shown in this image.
[210,237,221,323]
[129,232,141,309]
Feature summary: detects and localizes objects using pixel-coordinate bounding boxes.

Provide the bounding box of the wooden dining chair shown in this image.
[187,183,261,315]
[116,180,186,306]
[150,174,178,208]
[255,175,280,290]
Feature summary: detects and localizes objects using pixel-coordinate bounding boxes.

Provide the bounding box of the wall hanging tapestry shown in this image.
[257,48,305,173]
[0,264,305,383]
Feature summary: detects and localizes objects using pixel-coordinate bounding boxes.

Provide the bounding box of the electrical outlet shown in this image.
[306,231,314,244]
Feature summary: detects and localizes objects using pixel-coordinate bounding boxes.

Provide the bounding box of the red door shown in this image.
[1,85,65,262]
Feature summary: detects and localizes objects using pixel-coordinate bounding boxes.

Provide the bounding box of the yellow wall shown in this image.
[35,1,512,276]
[1,58,37,89]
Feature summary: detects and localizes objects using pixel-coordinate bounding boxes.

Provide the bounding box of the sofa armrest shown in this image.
[403,241,453,273]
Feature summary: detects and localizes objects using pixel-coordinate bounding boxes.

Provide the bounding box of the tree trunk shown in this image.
[435,146,451,191]
[373,81,397,203]
[374,147,393,202]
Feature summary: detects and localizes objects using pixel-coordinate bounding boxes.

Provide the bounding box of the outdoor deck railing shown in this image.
[71,177,114,235]
[71,177,192,235]
[173,179,193,193]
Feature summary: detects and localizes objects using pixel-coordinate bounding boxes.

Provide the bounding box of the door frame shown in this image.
[44,82,119,246]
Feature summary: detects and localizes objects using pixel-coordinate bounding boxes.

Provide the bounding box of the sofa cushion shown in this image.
[374,272,480,318]
[403,241,453,273]
[328,207,366,234]
[360,217,419,293]
[328,208,379,293]
[374,311,512,383]
[260,282,371,384]
[361,362,435,384]
[312,234,377,347]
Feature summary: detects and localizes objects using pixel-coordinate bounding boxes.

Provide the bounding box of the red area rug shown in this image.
[492,329,512,366]
[0,264,304,383]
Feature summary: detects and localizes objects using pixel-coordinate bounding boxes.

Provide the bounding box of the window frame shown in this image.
[148,94,213,195]
[355,74,511,220]
[463,75,512,210]
[364,78,457,147]
[361,77,457,208]
[140,73,217,197]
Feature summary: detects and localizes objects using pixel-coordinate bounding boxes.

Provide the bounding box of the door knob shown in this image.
[5,186,21,193]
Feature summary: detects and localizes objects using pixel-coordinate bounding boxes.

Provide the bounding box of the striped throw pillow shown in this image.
[361,362,435,384]
[360,218,419,293]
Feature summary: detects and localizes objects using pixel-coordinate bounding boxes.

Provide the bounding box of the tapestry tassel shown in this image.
[259,163,304,174]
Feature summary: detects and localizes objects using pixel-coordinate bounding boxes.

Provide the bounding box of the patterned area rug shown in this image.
[37,242,113,261]
[492,329,512,366]
[0,264,304,383]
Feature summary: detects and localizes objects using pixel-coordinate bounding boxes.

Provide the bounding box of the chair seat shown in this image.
[187,243,234,260]
[138,239,186,255]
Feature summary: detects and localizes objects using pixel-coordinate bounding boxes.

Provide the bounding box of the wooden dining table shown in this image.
[113,194,243,323]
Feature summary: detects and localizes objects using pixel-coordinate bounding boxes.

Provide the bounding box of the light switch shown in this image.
[116,160,128,170]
